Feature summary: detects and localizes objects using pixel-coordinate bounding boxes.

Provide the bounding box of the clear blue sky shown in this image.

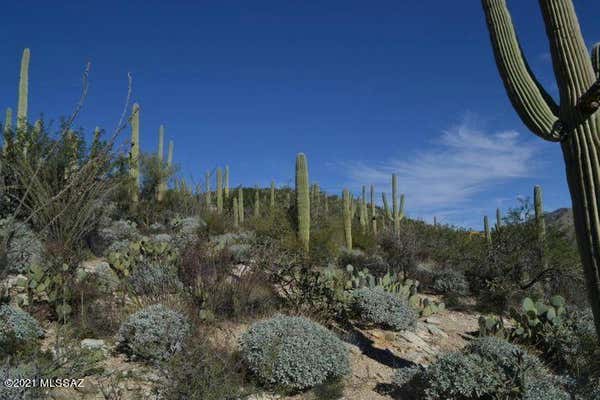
[2,1,599,228]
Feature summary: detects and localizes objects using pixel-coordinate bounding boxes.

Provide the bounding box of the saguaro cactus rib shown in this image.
[593,44,599,78]
[482,0,600,339]
[482,0,561,141]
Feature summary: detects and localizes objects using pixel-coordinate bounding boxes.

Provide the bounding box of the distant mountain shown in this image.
[545,208,575,243]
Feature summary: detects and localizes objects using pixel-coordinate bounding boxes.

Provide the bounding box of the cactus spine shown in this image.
[343,188,352,250]
[225,165,230,199]
[484,215,491,244]
[17,48,30,132]
[217,168,223,214]
[482,0,600,336]
[157,125,165,202]
[295,153,310,252]
[130,103,140,206]
[392,174,400,232]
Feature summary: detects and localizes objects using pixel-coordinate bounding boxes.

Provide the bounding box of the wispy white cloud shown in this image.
[339,115,541,226]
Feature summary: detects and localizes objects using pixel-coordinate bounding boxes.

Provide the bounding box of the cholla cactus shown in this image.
[343,189,352,249]
[482,0,600,337]
[296,153,310,252]
[17,48,30,132]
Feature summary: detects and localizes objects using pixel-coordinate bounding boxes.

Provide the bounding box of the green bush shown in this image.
[0,305,43,354]
[239,314,350,391]
[126,261,182,296]
[393,336,569,400]
[351,287,417,331]
[432,269,469,296]
[117,304,190,362]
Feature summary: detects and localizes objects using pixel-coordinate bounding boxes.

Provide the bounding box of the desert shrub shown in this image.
[95,219,141,255]
[0,305,43,354]
[338,248,389,278]
[239,315,350,391]
[160,336,247,400]
[379,225,418,278]
[394,336,569,400]
[180,241,278,320]
[0,361,40,400]
[170,216,206,249]
[117,304,190,362]
[126,261,182,296]
[432,269,469,296]
[351,287,417,331]
[0,218,44,274]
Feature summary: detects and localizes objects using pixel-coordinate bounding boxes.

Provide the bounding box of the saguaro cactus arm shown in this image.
[593,43,600,78]
[482,0,561,141]
[17,48,30,131]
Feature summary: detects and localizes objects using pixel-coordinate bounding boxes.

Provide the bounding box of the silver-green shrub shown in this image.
[352,287,417,331]
[126,262,182,296]
[0,218,43,274]
[239,314,350,391]
[432,269,469,296]
[393,336,569,400]
[0,305,43,351]
[117,304,189,362]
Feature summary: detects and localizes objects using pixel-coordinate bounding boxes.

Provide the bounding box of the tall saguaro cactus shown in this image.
[225,165,230,199]
[238,187,244,224]
[484,216,491,244]
[254,185,260,217]
[233,198,239,228]
[295,153,310,252]
[167,140,174,167]
[534,185,546,243]
[343,188,352,250]
[130,103,140,206]
[205,172,211,207]
[370,185,377,234]
[270,181,276,210]
[482,0,600,336]
[392,174,400,233]
[496,208,502,230]
[382,192,391,221]
[217,168,223,214]
[157,125,165,202]
[17,48,30,132]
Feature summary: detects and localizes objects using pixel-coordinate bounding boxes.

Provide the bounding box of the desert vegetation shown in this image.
[1,0,600,399]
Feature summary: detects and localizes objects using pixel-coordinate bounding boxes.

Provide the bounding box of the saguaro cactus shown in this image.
[130,103,140,205]
[225,165,230,199]
[167,140,174,167]
[359,185,367,230]
[3,108,12,135]
[382,192,391,221]
[205,172,211,207]
[238,187,244,224]
[496,208,502,230]
[217,168,223,214]
[233,198,239,228]
[343,188,353,250]
[295,153,310,252]
[534,185,546,243]
[270,180,276,210]
[392,174,400,232]
[157,125,165,202]
[254,185,260,217]
[482,0,600,338]
[484,216,491,244]
[370,185,377,234]
[17,48,30,132]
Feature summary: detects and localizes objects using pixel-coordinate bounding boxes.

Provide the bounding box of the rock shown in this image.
[81,338,109,356]
[398,331,435,355]
[424,316,443,325]
[246,394,281,400]
[426,324,448,338]
[231,264,251,279]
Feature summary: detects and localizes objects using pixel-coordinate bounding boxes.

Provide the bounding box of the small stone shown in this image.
[426,324,448,337]
[424,316,442,325]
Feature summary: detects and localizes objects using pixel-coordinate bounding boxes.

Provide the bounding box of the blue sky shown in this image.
[2,1,599,229]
